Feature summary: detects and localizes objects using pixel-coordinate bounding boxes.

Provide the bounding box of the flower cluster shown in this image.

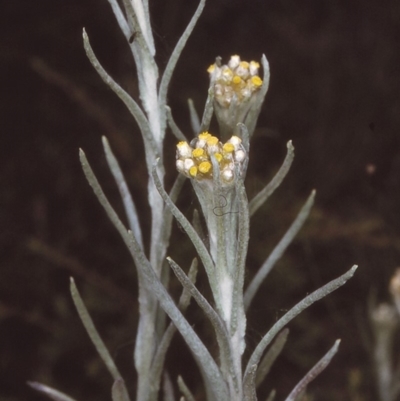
[207,55,263,108]
[176,132,247,184]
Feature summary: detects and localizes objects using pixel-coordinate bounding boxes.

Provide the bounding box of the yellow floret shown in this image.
[223,143,235,153]
[214,153,223,162]
[199,161,212,174]
[251,76,263,87]
[199,132,211,140]
[207,136,219,146]
[239,61,249,69]
[192,148,205,158]
[207,64,215,73]
[232,75,242,85]
[175,130,247,183]
[189,166,198,177]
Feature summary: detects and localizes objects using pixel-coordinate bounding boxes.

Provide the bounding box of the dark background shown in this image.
[1,0,400,400]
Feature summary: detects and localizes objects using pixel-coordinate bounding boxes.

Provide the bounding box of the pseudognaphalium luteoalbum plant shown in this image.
[29,1,357,401]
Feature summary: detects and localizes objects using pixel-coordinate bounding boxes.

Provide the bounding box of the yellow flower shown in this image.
[175,132,247,185]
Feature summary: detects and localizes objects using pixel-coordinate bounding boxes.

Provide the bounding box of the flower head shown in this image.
[208,55,262,108]
[176,132,247,185]
[208,55,264,139]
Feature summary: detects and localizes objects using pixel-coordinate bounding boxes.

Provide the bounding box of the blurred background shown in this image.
[1,0,400,400]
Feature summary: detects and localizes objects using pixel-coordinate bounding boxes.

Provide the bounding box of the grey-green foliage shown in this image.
[30,1,357,401]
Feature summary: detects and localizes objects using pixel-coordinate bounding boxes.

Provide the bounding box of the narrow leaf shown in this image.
[158,0,206,118]
[70,278,122,380]
[285,340,341,401]
[177,376,196,401]
[237,123,250,153]
[105,0,130,38]
[28,382,77,401]
[244,54,271,138]
[166,106,187,141]
[102,136,144,250]
[244,266,357,381]
[245,190,315,310]
[112,378,131,401]
[231,178,249,336]
[243,364,258,401]
[163,373,175,401]
[256,329,289,387]
[82,30,158,169]
[188,98,201,134]
[152,170,187,271]
[233,179,250,296]
[79,149,137,253]
[249,140,295,217]
[199,81,215,133]
[192,208,206,245]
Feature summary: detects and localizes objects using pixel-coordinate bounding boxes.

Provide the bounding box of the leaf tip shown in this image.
[261,54,270,68]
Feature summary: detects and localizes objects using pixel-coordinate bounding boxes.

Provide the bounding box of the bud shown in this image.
[208,55,266,139]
